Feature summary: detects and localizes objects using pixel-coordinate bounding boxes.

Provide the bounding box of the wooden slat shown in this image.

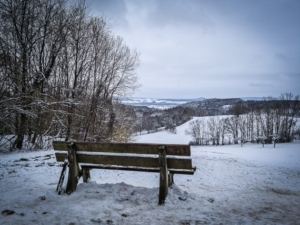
[55,152,67,162]
[80,165,196,175]
[53,141,191,156]
[81,165,160,173]
[76,142,159,154]
[167,158,193,170]
[76,154,193,170]
[53,141,68,151]
[56,152,193,170]
[165,145,191,156]
[169,169,195,175]
[76,154,158,168]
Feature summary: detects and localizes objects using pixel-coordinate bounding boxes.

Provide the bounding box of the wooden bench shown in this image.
[53,141,196,205]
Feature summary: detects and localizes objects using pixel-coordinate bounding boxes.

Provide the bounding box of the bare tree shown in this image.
[219,118,227,145]
[207,116,221,146]
[238,116,247,147]
[0,0,70,149]
[1,0,140,150]
[81,18,140,142]
[279,93,299,142]
[224,116,239,144]
[185,118,206,145]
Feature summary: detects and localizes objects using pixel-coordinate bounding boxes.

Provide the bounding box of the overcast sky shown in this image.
[87,0,300,99]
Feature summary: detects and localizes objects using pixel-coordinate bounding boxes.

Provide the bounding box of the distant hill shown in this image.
[121,97,263,109]
[181,98,242,116]
[120,97,205,109]
[240,97,264,101]
[125,96,299,137]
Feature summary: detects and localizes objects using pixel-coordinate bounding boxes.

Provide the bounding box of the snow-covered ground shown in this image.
[1,118,300,224]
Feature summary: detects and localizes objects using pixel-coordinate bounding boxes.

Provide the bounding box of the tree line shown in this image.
[185,93,300,146]
[0,0,139,150]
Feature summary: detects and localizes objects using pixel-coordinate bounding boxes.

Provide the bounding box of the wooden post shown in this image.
[66,142,80,194]
[158,145,168,205]
[82,167,91,182]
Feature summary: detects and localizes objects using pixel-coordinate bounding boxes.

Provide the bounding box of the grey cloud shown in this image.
[86,0,128,27]
[209,0,300,47]
[249,83,274,87]
[274,53,290,62]
[146,0,214,28]
[86,0,127,16]
[87,0,300,98]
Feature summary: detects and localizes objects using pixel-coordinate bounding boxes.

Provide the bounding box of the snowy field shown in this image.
[1,118,300,224]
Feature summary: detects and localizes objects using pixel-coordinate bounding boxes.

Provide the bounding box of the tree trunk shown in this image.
[14,113,26,150]
[107,100,115,140]
[65,105,74,142]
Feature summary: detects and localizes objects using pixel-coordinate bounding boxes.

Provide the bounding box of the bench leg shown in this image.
[66,143,80,194]
[168,173,174,187]
[158,146,168,205]
[82,168,91,182]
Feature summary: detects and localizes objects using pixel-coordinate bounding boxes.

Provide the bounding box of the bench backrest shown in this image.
[53,141,193,171]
